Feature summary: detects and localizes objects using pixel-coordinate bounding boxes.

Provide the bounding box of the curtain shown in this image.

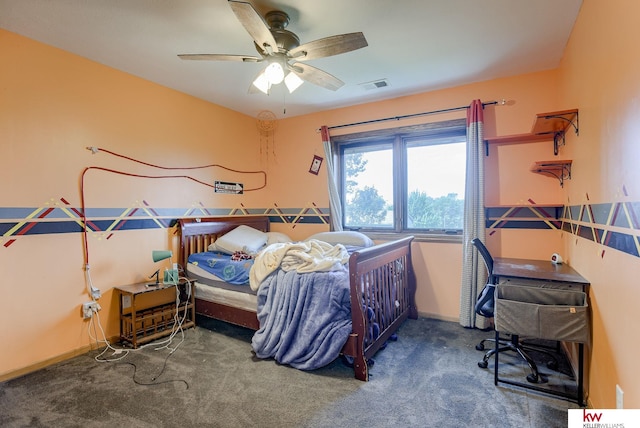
[320,126,343,231]
[459,100,490,329]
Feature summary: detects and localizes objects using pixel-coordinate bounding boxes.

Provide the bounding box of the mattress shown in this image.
[188,261,257,312]
[188,262,256,294]
[194,281,258,312]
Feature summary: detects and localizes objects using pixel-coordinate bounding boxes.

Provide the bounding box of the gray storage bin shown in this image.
[495,283,589,343]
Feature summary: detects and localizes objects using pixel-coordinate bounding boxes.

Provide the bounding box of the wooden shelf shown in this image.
[530,160,572,187]
[485,109,579,155]
[531,109,579,135]
[115,280,195,348]
[484,133,551,145]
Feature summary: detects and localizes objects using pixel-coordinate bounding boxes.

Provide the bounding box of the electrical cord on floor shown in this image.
[88,308,130,362]
[113,297,190,389]
[117,354,190,389]
[87,272,193,389]
[146,276,191,353]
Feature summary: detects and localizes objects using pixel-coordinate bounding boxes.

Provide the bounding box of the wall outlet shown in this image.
[82,301,100,319]
[616,384,624,409]
[122,295,131,309]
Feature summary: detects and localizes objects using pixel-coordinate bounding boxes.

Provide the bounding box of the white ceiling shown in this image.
[0,0,582,119]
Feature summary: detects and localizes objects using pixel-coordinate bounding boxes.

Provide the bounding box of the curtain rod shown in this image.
[322,99,503,131]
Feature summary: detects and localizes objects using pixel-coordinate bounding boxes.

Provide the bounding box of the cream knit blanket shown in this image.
[249,239,349,291]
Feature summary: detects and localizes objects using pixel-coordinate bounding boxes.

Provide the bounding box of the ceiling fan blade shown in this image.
[178,54,262,62]
[229,0,278,54]
[290,62,344,91]
[288,32,368,61]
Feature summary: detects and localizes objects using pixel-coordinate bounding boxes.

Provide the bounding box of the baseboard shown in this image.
[417,311,459,323]
[0,335,120,383]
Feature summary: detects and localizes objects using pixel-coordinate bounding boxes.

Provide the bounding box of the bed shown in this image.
[177,216,417,381]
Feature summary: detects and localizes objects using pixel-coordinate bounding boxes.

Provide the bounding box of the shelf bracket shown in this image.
[532,162,572,187]
[543,111,579,156]
[543,112,579,136]
[553,132,565,156]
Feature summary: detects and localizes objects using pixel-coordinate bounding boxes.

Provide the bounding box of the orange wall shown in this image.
[555,0,640,409]
[0,29,260,377]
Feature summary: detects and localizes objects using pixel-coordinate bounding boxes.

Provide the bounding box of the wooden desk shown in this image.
[493,257,589,289]
[491,257,589,406]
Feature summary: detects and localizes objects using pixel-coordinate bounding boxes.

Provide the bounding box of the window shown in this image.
[333,119,466,235]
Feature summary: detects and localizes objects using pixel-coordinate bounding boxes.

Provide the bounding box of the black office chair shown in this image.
[471,238,557,383]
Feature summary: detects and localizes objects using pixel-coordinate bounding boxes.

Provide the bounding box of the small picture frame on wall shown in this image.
[309,155,323,175]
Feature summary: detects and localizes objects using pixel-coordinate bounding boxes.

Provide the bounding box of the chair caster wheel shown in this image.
[475,343,485,351]
[478,361,488,369]
[526,374,539,383]
[546,360,558,370]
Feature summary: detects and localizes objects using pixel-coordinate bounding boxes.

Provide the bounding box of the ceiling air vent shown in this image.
[359,79,390,91]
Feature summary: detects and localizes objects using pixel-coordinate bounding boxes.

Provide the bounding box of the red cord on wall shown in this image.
[79,147,268,266]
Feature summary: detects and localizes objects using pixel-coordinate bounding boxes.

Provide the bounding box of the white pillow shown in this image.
[211,225,268,255]
[306,231,374,248]
[265,231,293,245]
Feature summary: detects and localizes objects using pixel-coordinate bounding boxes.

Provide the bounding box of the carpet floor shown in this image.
[0,316,581,427]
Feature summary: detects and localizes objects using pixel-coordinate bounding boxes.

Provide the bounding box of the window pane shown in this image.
[406,137,466,230]
[343,144,393,228]
[334,119,467,235]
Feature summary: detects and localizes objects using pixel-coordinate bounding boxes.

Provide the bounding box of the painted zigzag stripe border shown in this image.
[486,202,639,258]
[0,199,329,248]
[2,199,638,258]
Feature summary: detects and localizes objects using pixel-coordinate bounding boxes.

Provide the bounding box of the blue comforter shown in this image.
[187,251,253,285]
[251,268,352,370]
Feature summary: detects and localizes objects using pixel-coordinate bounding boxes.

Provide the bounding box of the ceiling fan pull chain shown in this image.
[283,90,286,115]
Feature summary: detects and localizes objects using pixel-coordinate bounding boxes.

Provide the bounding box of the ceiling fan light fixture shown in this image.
[284,72,304,93]
[252,72,271,94]
[264,62,284,85]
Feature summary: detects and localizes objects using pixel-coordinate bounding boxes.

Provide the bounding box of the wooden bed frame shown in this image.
[178,216,417,381]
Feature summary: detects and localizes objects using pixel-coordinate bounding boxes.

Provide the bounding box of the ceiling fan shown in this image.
[178,0,368,94]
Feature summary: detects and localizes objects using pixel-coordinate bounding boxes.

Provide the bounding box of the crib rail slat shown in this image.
[348,236,417,380]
